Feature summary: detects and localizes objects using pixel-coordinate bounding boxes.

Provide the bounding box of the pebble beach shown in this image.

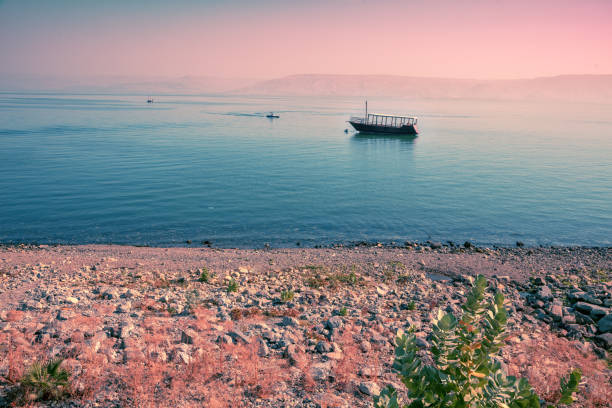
[0,243,610,407]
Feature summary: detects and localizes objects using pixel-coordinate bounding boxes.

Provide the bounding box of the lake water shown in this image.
[0,93,611,247]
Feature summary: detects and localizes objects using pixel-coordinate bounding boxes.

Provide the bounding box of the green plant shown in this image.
[334,270,358,285]
[306,274,325,289]
[303,265,324,271]
[281,290,295,302]
[227,278,238,293]
[406,300,416,311]
[18,358,70,402]
[374,275,581,408]
[339,306,348,316]
[198,267,210,283]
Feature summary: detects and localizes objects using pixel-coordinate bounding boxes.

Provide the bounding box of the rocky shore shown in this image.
[0,244,610,407]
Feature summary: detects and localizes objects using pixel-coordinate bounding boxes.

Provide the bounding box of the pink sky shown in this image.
[0,0,611,80]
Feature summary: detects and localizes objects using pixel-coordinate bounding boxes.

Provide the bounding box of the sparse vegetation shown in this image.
[281,290,295,302]
[303,265,324,271]
[305,274,326,289]
[1,246,610,407]
[227,278,239,293]
[374,275,581,408]
[16,358,70,403]
[331,270,359,286]
[198,267,210,283]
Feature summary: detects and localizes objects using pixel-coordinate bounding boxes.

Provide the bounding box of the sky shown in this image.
[0,0,611,80]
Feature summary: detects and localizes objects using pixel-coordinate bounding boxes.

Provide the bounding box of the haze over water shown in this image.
[1,93,610,247]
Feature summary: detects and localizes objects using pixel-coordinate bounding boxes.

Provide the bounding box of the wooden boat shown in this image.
[348,101,418,135]
[266,112,279,118]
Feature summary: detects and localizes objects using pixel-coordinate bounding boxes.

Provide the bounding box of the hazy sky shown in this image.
[1,0,611,80]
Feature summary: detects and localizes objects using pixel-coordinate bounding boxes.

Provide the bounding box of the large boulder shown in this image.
[594,333,612,350]
[598,314,612,333]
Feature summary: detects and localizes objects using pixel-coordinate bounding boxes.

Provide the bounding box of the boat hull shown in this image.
[348,121,418,135]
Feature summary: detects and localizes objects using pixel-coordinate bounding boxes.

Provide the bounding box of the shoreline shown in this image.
[2,237,611,251]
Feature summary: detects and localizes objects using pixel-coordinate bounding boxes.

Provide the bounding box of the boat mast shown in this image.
[365,100,368,119]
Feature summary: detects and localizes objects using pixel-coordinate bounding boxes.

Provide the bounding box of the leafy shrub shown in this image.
[281,290,295,302]
[227,278,239,293]
[18,358,70,402]
[374,275,581,408]
[198,267,210,283]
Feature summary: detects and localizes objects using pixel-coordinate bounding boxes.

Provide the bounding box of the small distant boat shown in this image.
[348,101,418,135]
[147,96,154,103]
[266,112,279,118]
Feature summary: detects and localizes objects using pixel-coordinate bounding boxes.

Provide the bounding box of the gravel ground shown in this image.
[0,243,610,407]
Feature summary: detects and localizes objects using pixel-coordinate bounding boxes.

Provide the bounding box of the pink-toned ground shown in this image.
[0,244,610,407]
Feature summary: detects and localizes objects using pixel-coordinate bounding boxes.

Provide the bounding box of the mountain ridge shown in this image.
[229,74,612,102]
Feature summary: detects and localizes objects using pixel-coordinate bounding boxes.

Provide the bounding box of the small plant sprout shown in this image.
[198,267,210,283]
[281,290,295,302]
[227,278,239,293]
[19,358,70,402]
[339,306,348,316]
[374,275,581,408]
[406,300,416,311]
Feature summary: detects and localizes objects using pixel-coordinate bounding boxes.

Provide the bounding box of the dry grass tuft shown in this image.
[507,333,611,408]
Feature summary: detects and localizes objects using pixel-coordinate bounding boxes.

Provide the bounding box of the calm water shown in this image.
[1,93,611,247]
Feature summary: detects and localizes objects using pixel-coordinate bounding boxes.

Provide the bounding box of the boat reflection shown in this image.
[351,132,418,144]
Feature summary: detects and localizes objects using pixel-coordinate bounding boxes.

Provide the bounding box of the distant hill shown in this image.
[2,74,611,102]
[230,74,612,102]
[0,75,260,94]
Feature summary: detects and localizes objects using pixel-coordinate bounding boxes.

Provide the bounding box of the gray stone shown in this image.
[102,289,120,300]
[284,344,305,366]
[562,314,576,325]
[574,302,595,314]
[581,294,603,305]
[568,291,586,302]
[549,304,563,321]
[115,301,131,314]
[56,309,75,321]
[326,316,343,330]
[256,338,269,357]
[537,286,553,301]
[279,316,299,327]
[589,305,609,320]
[311,362,332,382]
[597,314,612,333]
[216,334,233,345]
[181,329,198,344]
[119,322,135,339]
[370,333,387,345]
[227,329,250,344]
[415,337,430,348]
[174,350,192,364]
[594,333,612,350]
[574,312,595,325]
[358,381,381,396]
[315,341,333,353]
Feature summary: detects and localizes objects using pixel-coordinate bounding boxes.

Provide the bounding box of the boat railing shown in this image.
[350,114,418,127]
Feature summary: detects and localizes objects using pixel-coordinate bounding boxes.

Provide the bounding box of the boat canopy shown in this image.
[350,113,418,128]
